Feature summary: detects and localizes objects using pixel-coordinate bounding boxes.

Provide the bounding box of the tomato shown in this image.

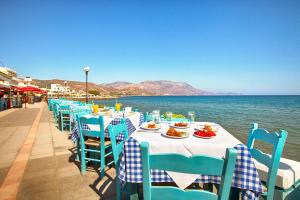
[194,130,216,137]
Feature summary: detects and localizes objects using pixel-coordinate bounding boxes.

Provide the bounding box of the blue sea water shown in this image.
[95,95,300,161]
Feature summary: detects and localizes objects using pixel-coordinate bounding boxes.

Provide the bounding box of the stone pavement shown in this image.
[0,102,117,200]
[0,106,39,186]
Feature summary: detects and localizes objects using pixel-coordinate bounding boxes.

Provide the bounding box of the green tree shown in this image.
[88,89,100,96]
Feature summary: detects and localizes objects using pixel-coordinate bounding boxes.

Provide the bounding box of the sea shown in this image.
[95,95,300,162]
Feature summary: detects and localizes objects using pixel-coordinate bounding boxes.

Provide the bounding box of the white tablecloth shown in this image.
[83,112,142,131]
[131,122,241,189]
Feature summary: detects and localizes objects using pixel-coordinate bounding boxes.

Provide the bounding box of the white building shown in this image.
[50,84,70,93]
[0,67,17,88]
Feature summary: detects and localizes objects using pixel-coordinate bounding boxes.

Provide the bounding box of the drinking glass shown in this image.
[188,111,195,123]
[109,108,115,117]
[153,110,160,123]
[93,104,99,114]
[166,111,173,123]
[115,103,121,113]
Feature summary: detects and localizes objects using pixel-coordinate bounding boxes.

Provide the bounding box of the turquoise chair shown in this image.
[0,99,4,111]
[49,99,57,111]
[60,105,72,132]
[108,120,129,200]
[77,115,113,177]
[247,123,288,200]
[53,102,60,123]
[73,111,91,161]
[141,142,237,200]
[71,109,92,128]
[47,99,50,109]
[275,180,300,200]
[48,99,53,110]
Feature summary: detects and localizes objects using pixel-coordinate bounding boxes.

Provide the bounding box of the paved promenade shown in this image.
[0,102,116,200]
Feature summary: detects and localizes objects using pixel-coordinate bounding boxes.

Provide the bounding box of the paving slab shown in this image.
[0,107,39,186]
[16,104,117,200]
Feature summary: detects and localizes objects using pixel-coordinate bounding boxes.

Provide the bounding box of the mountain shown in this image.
[104,81,132,88]
[34,79,213,96]
[107,80,212,96]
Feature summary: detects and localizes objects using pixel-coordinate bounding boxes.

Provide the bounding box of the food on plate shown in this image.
[163,113,186,119]
[204,123,213,131]
[147,122,157,129]
[194,129,216,137]
[166,128,186,137]
[174,122,188,127]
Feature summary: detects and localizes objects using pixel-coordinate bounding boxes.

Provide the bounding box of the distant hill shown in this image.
[104,81,132,88]
[34,79,214,96]
[105,80,213,96]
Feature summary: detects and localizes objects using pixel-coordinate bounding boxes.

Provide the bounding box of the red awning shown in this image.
[19,86,44,93]
[11,86,23,92]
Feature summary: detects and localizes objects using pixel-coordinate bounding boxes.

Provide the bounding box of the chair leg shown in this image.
[81,144,86,175]
[76,139,80,161]
[116,172,121,200]
[61,117,64,132]
[100,142,105,179]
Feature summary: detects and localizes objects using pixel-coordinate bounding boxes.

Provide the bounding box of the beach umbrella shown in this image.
[11,86,24,93]
[19,86,43,93]
[19,86,44,108]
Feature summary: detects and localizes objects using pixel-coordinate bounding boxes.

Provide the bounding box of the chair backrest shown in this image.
[77,115,105,140]
[247,123,288,200]
[53,103,60,118]
[72,110,91,122]
[60,105,71,113]
[108,119,128,164]
[141,142,237,200]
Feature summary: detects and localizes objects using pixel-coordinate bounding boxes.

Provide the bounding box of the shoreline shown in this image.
[47,94,300,102]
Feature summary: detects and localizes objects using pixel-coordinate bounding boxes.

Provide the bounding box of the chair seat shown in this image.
[84,138,111,147]
[253,157,300,189]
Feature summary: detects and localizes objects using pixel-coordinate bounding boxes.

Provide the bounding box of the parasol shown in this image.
[19,86,43,93]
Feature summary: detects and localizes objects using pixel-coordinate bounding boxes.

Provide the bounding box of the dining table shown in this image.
[71,111,144,142]
[118,122,264,200]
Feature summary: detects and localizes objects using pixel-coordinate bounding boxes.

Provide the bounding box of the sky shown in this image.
[0,0,299,95]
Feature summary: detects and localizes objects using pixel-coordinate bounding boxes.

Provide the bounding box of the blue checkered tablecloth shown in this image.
[71,113,144,142]
[119,137,263,200]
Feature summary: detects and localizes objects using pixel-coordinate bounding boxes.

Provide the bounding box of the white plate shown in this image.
[140,124,161,131]
[194,125,219,132]
[193,133,215,139]
[170,123,190,129]
[123,112,135,117]
[161,132,189,139]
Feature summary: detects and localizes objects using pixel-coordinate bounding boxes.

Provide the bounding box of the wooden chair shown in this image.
[107,120,129,200]
[141,141,237,200]
[59,105,72,132]
[53,102,60,123]
[247,123,288,200]
[74,111,92,161]
[77,115,113,178]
